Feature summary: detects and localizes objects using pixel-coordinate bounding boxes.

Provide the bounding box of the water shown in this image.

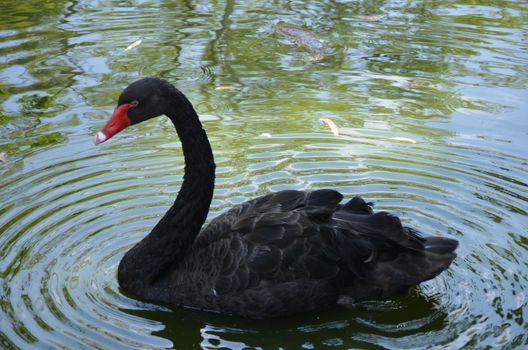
[1,0,527,348]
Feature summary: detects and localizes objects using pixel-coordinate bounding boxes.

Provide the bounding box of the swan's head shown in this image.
[94,77,172,145]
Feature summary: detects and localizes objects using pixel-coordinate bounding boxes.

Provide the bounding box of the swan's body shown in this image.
[94,77,458,318]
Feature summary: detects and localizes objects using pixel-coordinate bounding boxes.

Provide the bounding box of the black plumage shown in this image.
[95,78,458,319]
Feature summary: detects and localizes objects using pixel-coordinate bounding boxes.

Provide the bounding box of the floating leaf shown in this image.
[0,152,6,162]
[320,118,339,136]
[358,15,382,21]
[215,86,237,91]
[124,39,142,52]
[389,137,417,144]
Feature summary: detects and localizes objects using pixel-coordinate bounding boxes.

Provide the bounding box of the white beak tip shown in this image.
[93,131,107,145]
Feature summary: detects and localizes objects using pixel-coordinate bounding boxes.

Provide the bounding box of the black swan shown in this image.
[93,77,458,319]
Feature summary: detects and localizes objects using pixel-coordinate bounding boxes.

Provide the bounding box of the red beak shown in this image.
[93,104,132,145]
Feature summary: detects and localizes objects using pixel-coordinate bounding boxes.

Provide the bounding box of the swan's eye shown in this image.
[130,100,139,107]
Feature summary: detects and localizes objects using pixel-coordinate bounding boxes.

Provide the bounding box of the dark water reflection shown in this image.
[1,0,527,349]
[126,290,448,349]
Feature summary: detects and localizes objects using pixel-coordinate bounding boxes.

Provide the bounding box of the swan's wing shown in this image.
[194,189,456,301]
[200,190,352,294]
[197,190,400,283]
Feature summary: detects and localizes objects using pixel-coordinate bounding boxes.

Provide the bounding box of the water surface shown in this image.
[1,0,527,349]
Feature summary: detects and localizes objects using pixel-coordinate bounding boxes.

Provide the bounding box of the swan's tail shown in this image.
[364,234,458,298]
[424,236,459,255]
[332,197,459,300]
[419,235,458,281]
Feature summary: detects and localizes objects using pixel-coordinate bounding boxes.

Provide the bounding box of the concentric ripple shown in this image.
[1,123,527,348]
[1,0,528,349]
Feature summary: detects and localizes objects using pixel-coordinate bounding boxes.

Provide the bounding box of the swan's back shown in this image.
[156,189,457,318]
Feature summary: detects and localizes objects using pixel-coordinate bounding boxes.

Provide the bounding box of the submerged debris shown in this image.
[275,23,326,61]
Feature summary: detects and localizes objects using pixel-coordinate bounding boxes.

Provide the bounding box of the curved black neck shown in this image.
[118,89,215,293]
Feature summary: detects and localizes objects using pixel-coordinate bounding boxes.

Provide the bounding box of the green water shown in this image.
[1,0,527,349]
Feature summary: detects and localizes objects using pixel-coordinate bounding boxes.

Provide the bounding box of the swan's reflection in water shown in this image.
[124,288,447,349]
